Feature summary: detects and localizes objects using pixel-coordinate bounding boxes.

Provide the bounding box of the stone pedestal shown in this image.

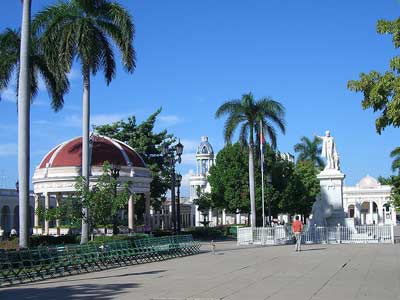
[317,169,346,227]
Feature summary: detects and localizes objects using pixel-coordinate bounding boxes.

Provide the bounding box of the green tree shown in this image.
[208,143,249,217]
[215,93,285,226]
[348,18,400,134]
[94,109,175,210]
[35,0,136,243]
[390,147,400,174]
[41,163,130,235]
[294,136,324,170]
[377,175,400,211]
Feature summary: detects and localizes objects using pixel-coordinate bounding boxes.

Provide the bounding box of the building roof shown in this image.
[196,136,214,155]
[356,175,381,189]
[37,134,146,169]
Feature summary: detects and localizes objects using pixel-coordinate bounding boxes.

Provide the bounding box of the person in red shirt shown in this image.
[292,216,303,252]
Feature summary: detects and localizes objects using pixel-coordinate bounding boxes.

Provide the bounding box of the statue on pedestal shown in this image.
[315,130,340,170]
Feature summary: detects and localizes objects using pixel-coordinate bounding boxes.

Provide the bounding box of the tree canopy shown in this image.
[294,136,324,170]
[348,18,400,134]
[94,108,175,210]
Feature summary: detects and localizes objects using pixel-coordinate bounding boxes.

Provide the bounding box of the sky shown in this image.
[0,0,400,197]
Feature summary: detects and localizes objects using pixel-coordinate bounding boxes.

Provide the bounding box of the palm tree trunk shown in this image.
[18,0,32,249]
[249,128,256,227]
[80,68,90,244]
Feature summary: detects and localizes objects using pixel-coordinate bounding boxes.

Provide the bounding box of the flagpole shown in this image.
[260,120,265,228]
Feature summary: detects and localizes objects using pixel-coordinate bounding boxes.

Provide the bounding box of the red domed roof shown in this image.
[38,135,146,169]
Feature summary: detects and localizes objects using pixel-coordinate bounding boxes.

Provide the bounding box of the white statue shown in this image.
[315,130,338,170]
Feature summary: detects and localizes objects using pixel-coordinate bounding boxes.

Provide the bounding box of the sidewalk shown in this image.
[1,241,399,300]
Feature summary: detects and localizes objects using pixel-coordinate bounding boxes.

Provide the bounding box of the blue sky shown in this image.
[0,0,400,196]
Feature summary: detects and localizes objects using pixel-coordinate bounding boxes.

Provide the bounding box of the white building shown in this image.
[188,136,244,226]
[343,175,396,225]
[0,189,35,235]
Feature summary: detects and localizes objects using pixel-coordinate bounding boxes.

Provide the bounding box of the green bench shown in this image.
[0,234,200,286]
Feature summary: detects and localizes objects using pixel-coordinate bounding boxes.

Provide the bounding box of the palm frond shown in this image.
[215,99,242,119]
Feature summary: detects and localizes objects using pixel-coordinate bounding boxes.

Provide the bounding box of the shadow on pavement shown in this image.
[0,282,139,300]
[299,247,327,252]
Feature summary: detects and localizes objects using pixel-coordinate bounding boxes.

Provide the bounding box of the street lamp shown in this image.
[175,173,183,232]
[110,163,120,234]
[267,173,272,224]
[162,139,184,234]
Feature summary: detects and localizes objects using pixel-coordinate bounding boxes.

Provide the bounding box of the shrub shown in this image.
[185,227,225,240]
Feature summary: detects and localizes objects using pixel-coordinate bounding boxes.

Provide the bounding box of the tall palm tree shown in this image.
[17,0,31,250]
[390,147,400,174]
[215,93,285,227]
[0,23,69,249]
[294,136,324,169]
[34,0,136,243]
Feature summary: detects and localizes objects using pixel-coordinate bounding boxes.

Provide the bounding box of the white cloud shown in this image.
[33,120,50,125]
[62,112,131,128]
[181,152,197,166]
[38,75,46,91]
[158,114,182,126]
[67,68,80,81]
[63,114,82,127]
[0,86,16,103]
[0,144,18,156]
[179,169,194,197]
[91,113,127,126]
[180,139,199,152]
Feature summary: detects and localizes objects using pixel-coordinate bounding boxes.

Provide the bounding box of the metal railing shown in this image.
[237,224,394,245]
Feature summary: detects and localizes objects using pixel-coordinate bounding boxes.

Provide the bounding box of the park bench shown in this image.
[0,234,200,286]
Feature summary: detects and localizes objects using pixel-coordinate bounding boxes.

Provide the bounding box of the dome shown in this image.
[196,136,214,155]
[38,134,146,169]
[357,175,380,189]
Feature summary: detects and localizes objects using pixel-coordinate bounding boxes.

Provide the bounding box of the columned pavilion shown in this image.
[32,134,152,235]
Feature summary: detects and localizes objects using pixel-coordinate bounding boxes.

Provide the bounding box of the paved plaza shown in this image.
[1,241,400,300]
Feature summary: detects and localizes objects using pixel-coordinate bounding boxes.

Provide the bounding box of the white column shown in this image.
[222,209,227,225]
[128,194,134,230]
[56,193,61,235]
[377,204,383,224]
[236,212,241,224]
[369,201,373,224]
[34,194,40,228]
[354,201,359,224]
[44,192,50,235]
[209,208,213,226]
[392,207,397,225]
[145,193,151,227]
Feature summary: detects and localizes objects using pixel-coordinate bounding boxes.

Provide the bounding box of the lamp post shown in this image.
[175,173,182,233]
[162,140,183,234]
[110,163,120,235]
[267,173,272,225]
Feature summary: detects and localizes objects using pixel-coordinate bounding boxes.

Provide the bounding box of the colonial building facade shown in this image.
[343,175,396,225]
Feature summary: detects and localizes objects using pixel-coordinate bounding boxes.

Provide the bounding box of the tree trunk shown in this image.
[249,129,256,227]
[18,0,32,249]
[80,69,90,244]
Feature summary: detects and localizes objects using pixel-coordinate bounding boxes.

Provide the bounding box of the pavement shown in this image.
[1,241,400,300]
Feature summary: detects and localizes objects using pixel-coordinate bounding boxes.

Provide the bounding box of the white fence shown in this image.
[237,224,394,246]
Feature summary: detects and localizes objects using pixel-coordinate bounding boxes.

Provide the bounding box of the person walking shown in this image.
[292,216,303,252]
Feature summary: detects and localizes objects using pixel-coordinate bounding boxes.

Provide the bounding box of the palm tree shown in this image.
[17,0,31,250]
[0,22,69,249]
[34,0,136,243]
[0,28,69,109]
[390,147,400,174]
[215,93,285,227]
[294,136,324,169]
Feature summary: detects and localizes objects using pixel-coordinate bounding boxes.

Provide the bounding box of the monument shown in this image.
[310,131,353,227]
